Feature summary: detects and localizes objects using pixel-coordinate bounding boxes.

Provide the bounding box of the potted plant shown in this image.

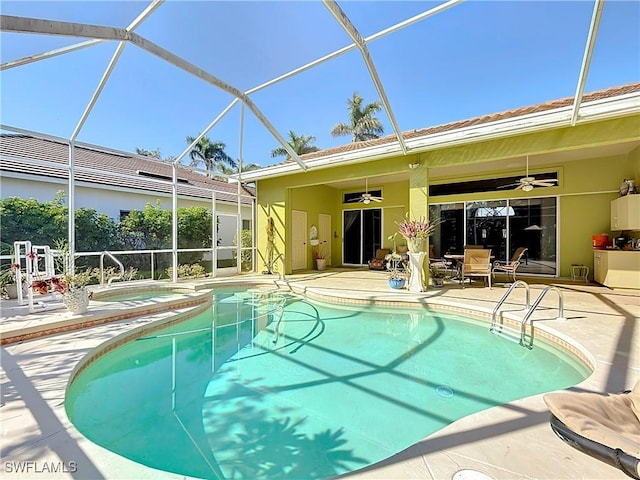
[385,252,407,289]
[0,263,23,299]
[429,264,446,288]
[30,268,97,314]
[313,244,327,271]
[28,241,99,314]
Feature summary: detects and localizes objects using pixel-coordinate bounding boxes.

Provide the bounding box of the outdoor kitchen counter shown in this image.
[593,249,640,289]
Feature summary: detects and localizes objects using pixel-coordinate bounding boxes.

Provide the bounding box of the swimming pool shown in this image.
[66,287,590,479]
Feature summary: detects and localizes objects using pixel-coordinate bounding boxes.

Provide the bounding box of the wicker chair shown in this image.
[367,248,391,270]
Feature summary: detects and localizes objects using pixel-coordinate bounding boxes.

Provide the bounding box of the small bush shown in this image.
[166,263,206,279]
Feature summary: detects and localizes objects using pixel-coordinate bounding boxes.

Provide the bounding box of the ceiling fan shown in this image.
[349,178,383,204]
[502,156,558,192]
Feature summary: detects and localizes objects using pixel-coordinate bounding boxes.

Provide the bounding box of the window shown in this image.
[242,219,251,230]
[429,197,557,276]
[429,172,558,196]
[343,189,382,204]
[119,210,131,221]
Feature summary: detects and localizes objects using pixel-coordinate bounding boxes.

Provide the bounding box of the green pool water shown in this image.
[66,288,589,480]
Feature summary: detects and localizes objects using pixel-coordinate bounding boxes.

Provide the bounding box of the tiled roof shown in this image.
[0,135,254,204]
[278,82,640,165]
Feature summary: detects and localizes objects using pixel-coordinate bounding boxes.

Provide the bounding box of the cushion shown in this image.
[544,383,640,458]
[375,248,390,259]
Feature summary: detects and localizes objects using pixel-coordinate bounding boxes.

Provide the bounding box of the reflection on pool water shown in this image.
[66,288,590,479]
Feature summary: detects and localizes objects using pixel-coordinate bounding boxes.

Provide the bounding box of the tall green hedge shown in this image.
[0,195,215,274]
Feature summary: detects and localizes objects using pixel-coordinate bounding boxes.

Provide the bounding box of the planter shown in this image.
[63,287,90,315]
[388,277,406,289]
[431,277,445,288]
[5,283,19,299]
[4,283,28,299]
[315,258,327,271]
[407,238,425,253]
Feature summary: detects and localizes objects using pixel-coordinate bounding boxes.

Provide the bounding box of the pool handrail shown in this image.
[490,279,531,333]
[100,251,125,286]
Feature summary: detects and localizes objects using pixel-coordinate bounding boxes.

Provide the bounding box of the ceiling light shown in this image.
[363,198,370,204]
[522,184,534,192]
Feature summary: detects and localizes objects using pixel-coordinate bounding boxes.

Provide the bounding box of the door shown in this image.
[291,210,307,270]
[319,213,332,265]
[343,208,382,265]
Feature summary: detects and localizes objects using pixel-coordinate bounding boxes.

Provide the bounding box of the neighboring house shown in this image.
[0,134,255,267]
[238,82,640,279]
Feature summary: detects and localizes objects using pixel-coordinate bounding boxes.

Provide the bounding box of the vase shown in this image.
[63,287,90,315]
[407,238,425,253]
[4,283,28,299]
[5,283,19,299]
[315,258,327,271]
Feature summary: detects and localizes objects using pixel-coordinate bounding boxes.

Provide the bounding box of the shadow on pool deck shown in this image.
[1,270,638,479]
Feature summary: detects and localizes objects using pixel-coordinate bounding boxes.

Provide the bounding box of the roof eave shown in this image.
[233,91,640,183]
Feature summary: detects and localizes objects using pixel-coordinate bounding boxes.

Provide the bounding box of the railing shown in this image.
[519,286,565,349]
[490,280,530,334]
[99,251,125,286]
[490,281,565,349]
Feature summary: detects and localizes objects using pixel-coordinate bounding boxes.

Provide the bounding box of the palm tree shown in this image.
[271,130,320,158]
[186,136,236,176]
[331,92,384,142]
[216,162,262,177]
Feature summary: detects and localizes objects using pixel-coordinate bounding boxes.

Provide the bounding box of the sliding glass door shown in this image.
[465,201,509,261]
[509,198,557,275]
[343,208,382,265]
[429,197,557,275]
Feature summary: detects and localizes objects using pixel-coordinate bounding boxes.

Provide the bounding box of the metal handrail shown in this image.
[519,286,565,349]
[490,280,530,332]
[100,251,125,286]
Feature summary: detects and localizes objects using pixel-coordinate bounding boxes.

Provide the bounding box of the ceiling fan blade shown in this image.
[532,181,556,187]
[370,197,383,203]
[515,184,524,190]
[347,197,363,203]
[498,182,520,189]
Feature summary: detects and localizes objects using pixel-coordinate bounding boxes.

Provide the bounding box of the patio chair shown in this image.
[492,247,528,282]
[460,248,492,288]
[367,248,391,270]
[543,382,640,479]
[429,245,454,278]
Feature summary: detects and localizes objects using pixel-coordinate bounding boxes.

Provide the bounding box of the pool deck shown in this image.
[1,270,638,480]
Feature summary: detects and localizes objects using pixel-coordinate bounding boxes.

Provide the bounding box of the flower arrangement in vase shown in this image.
[395,214,440,253]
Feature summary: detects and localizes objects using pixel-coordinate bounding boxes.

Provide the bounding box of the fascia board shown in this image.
[229,92,640,183]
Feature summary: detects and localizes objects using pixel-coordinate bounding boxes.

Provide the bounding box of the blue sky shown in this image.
[1,1,639,168]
